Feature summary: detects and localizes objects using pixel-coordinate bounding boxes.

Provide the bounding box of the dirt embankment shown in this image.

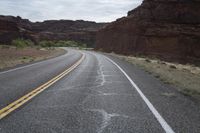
[0,46,66,70]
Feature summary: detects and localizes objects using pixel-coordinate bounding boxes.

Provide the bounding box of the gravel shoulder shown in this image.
[109,53,200,100]
[0,46,66,70]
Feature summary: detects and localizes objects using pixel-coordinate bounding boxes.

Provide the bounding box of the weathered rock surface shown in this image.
[0,15,106,47]
[96,0,200,63]
[0,18,20,44]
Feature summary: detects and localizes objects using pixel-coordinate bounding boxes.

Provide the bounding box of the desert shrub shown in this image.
[145,59,151,63]
[39,40,54,47]
[169,65,177,69]
[80,43,87,48]
[12,38,34,48]
[56,40,79,47]
[39,40,87,48]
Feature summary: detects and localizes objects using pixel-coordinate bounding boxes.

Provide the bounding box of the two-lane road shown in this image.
[0,48,200,133]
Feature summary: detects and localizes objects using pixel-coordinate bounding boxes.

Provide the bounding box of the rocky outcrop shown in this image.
[0,15,106,47]
[0,18,20,44]
[30,20,105,47]
[96,0,200,63]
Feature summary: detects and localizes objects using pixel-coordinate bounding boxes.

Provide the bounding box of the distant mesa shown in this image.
[0,15,107,47]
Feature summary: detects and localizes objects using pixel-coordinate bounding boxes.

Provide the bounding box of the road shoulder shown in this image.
[104,53,200,133]
[0,47,67,73]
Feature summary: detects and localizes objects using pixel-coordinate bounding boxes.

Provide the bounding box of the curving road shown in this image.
[0,48,200,133]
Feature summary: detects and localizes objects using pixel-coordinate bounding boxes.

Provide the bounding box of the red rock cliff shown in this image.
[96,0,200,63]
[0,17,20,44]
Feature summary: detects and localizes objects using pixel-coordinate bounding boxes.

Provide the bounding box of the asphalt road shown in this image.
[0,48,200,133]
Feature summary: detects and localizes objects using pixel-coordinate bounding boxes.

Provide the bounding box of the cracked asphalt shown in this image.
[0,48,200,133]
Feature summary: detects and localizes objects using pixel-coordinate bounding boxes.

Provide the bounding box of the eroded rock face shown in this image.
[0,18,20,44]
[96,0,200,63]
[0,15,106,47]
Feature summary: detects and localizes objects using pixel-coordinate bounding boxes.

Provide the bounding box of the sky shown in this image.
[0,0,143,22]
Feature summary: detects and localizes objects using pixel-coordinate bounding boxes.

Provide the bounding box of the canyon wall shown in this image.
[0,18,20,44]
[0,16,106,47]
[96,0,200,63]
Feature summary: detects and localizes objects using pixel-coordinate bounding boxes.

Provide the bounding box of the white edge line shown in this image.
[0,60,49,75]
[0,49,68,75]
[104,56,175,133]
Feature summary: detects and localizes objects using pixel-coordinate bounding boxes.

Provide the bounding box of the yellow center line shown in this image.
[0,53,85,119]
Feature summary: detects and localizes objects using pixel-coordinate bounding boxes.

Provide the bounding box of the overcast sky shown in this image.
[0,0,142,22]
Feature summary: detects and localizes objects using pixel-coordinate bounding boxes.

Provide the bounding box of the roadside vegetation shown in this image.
[38,40,87,49]
[11,38,34,48]
[8,38,88,49]
[110,53,200,100]
[0,38,87,70]
[0,38,88,70]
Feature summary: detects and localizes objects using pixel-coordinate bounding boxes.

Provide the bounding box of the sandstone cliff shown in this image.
[96,0,200,63]
[0,15,106,47]
[0,18,20,44]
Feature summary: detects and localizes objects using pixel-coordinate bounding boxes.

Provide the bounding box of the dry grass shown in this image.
[110,53,200,100]
[0,46,66,70]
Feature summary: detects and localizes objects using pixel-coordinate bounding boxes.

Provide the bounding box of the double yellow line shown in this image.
[0,53,85,119]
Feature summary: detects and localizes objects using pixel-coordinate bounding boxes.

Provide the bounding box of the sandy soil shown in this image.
[0,46,66,70]
[110,53,200,100]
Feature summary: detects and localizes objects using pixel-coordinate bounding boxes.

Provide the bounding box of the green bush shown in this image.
[12,38,34,48]
[39,40,87,48]
[55,40,79,47]
[39,40,54,47]
[79,43,87,48]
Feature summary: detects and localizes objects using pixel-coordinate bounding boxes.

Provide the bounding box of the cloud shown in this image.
[0,0,142,22]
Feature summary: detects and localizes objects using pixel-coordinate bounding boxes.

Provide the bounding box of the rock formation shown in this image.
[0,15,106,47]
[96,0,200,63]
[0,18,20,44]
